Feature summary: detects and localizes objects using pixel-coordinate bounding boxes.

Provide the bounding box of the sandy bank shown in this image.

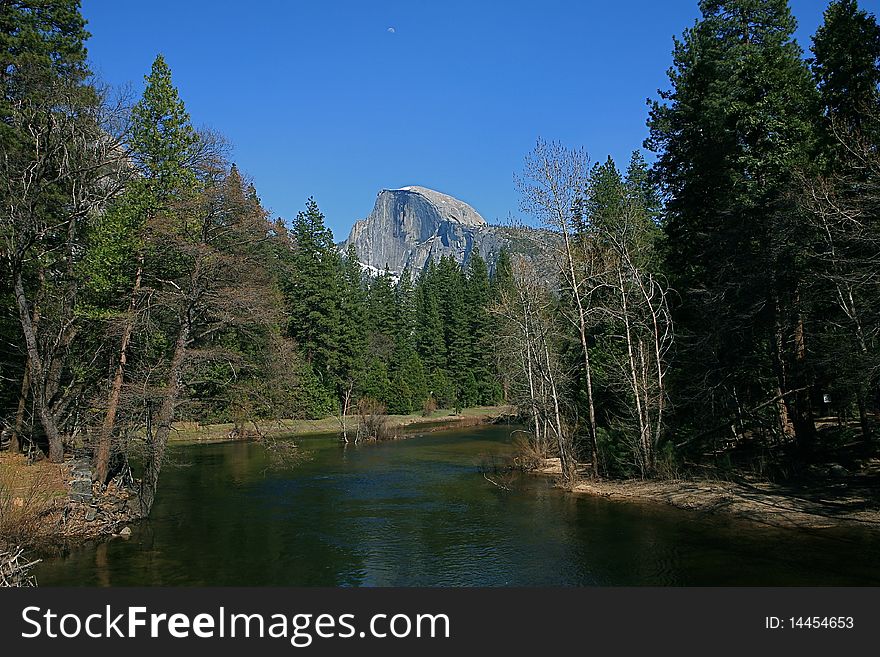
[535,457,880,531]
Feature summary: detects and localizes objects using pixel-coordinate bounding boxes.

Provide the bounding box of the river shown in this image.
[34,424,880,586]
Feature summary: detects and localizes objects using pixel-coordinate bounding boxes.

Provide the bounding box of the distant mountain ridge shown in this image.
[342,186,508,275]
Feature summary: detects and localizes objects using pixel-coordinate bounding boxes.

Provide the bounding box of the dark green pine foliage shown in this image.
[266,221,334,418]
[337,243,368,402]
[435,255,470,408]
[386,269,428,414]
[489,248,514,300]
[129,55,199,193]
[359,266,397,405]
[284,198,342,394]
[464,252,500,405]
[1,0,100,460]
[806,0,880,441]
[394,268,417,352]
[81,54,198,309]
[488,248,515,403]
[1,0,92,413]
[414,260,447,375]
[585,152,668,475]
[366,266,398,360]
[0,0,90,113]
[811,0,880,140]
[646,0,819,449]
[583,156,628,428]
[585,156,625,233]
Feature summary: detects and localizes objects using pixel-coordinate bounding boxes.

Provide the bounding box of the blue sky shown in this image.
[81,0,843,239]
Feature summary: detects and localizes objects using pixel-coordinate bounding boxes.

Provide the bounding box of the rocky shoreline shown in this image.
[60,454,139,543]
[0,452,139,559]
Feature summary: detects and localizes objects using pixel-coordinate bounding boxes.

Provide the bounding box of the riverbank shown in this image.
[169,405,515,443]
[0,452,135,557]
[536,457,880,531]
[0,452,67,551]
[0,406,513,558]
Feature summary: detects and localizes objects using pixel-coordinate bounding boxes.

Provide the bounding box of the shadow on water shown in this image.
[34,425,880,586]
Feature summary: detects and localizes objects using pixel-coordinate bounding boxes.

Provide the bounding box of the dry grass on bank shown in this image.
[0,453,68,549]
[169,405,515,443]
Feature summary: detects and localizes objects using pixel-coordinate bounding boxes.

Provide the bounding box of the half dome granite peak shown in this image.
[343,185,506,276]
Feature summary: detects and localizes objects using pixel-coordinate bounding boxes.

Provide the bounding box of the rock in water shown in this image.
[343,186,507,275]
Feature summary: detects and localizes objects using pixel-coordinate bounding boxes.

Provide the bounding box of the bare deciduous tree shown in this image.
[492,255,576,483]
[517,139,600,478]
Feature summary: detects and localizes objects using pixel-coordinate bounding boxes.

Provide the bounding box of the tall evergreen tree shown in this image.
[284,198,341,392]
[465,252,498,405]
[489,248,515,402]
[1,0,113,461]
[337,243,367,415]
[803,0,880,441]
[366,266,398,360]
[436,255,469,407]
[646,0,819,450]
[811,0,880,138]
[414,260,451,405]
[89,54,199,484]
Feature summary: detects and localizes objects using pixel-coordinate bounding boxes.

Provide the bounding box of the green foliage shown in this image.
[811,0,880,137]
[0,0,90,122]
[283,198,342,388]
[130,55,199,193]
[647,0,819,444]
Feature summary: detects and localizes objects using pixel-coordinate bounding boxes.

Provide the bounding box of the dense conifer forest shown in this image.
[2,0,880,528]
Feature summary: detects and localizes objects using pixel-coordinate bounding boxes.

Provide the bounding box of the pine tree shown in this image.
[336,243,367,417]
[646,0,819,450]
[811,0,880,139]
[414,260,447,376]
[436,255,469,406]
[366,266,398,360]
[489,248,515,402]
[0,0,91,117]
[1,0,102,461]
[285,199,342,393]
[803,0,880,441]
[490,248,514,300]
[90,54,199,484]
[465,252,498,404]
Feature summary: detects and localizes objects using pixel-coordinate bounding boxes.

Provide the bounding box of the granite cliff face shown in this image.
[343,186,507,275]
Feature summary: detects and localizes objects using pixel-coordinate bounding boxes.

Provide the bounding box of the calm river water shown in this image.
[34,425,880,586]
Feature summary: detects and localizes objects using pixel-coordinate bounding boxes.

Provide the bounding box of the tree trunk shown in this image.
[138,319,189,517]
[12,271,63,462]
[95,257,143,486]
[12,273,44,454]
[620,270,650,477]
[771,299,798,445]
[543,341,573,484]
[10,366,29,454]
[521,298,542,448]
[340,379,353,443]
[857,391,871,443]
[558,227,599,478]
[789,312,816,451]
